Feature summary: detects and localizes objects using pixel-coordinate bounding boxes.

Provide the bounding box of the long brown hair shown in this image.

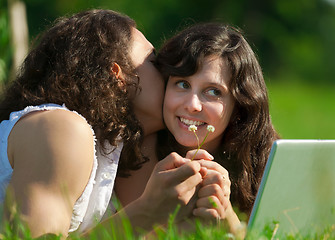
[155,23,280,215]
[0,9,146,175]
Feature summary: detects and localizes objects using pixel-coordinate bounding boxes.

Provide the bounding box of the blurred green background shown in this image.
[1,0,334,139]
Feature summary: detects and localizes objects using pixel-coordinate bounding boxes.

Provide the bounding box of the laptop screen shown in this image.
[248,139,335,236]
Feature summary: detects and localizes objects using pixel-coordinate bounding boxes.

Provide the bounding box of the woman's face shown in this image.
[129,28,165,136]
[163,56,235,152]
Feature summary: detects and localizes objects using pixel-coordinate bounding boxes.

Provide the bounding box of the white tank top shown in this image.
[0,104,122,233]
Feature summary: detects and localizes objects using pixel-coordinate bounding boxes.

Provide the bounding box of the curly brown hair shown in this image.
[155,23,280,215]
[0,9,146,175]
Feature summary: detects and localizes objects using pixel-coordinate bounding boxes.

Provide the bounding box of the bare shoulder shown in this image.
[23,108,92,133]
[8,109,95,201]
[9,109,94,156]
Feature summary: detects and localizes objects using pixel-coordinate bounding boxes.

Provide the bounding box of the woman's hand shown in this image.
[192,160,231,220]
[185,149,231,220]
[192,160,244,236]
[135,152,206,226]
[184,149,231,220]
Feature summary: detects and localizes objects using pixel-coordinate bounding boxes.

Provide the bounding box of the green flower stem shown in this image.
[191,131,210,161]
[194,131,200,149]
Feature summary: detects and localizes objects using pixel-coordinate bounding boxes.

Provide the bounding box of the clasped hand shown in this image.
[185,149,231,222]
[139,149,231,228]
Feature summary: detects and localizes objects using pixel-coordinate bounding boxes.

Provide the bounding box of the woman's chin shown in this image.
[177,140,198,150]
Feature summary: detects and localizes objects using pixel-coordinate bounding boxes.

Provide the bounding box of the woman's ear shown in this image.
[110,62,122,79]
[110,62,127,91]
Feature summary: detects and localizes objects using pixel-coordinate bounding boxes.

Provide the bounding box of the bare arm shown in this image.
[4,110,95,238]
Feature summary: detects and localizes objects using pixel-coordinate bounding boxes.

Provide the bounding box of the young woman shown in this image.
[0,9,208,238]
[154,22,280,232]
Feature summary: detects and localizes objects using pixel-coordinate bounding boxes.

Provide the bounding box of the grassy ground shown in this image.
[1,215,334,239]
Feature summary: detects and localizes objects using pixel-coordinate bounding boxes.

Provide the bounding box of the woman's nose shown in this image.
[184,94,202,112]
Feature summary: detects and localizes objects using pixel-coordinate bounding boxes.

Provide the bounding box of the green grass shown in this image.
[1,209,334,240]
[1,219,334,239]
[267,80,335,140]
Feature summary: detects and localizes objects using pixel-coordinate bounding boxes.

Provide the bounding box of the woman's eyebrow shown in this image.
[208,82,229,92]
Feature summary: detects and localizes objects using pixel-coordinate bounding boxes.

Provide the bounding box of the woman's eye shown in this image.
[176,81,190,89]
[206,88,222,97]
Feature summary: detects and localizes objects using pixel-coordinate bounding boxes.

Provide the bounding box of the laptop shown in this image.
[248,139,335,237]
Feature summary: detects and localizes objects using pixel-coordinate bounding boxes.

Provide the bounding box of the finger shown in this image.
[193,207,220,220]
[202,170,230,190]
[198,184,230,208]
[163,161,202,186]
[196,195,222,210]
[198,184,226,200]
[196,195,229,218]
[174,172,203,204]
[156,152,190,171]
[197,160,229,177]
[185,149,214,161]
[199,167,208,178]
[177,171,203,192]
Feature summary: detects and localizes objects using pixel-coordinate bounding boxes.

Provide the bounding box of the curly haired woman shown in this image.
[0,9,206,238]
